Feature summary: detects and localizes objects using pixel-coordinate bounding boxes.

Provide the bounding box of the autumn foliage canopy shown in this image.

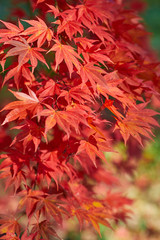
[0,0,159,239]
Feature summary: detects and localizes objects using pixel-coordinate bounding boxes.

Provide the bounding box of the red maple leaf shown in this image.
[76,135,108,167]
[2,63,34,89]
[1,88,42,125]
[10,120,45,152]
[115,103,159,145]
[57,8,83,40]
[0,214,21,236]
[37,103,89,137]
[0,19,24,43]
[48,39,81,77]
[21,17,53,47]
[31,220,61,240]
[4,37,49,71]
[80,62,107,91]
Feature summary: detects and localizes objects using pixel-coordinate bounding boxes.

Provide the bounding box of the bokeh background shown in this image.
[0,0,160,239]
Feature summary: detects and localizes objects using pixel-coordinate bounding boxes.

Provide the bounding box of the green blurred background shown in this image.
[142,0,160,57]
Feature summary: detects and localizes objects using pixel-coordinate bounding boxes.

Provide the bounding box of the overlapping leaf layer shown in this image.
[0,0,159,239]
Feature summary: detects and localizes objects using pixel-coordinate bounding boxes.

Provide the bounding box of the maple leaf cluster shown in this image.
[0,0,159,239]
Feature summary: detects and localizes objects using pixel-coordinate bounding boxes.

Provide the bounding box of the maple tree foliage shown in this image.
[0,0,159,239]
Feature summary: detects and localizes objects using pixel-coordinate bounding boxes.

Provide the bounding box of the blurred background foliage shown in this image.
[0,0,160,239]
[142,0,160,56]
[62,136,160,240]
